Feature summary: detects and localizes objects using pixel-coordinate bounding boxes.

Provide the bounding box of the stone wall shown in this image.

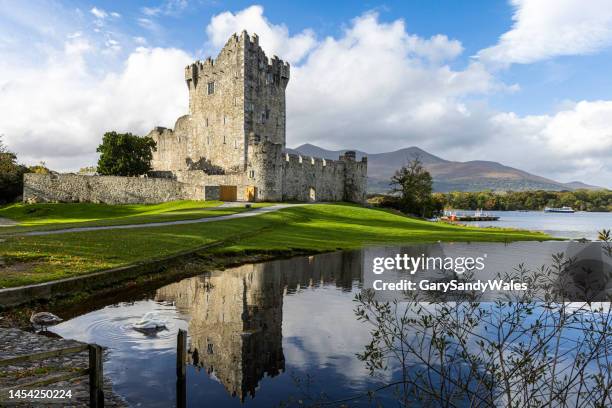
[281,152,368,203]
[282,154,344,202]
[173,170,250,201]
[23,174,202,204]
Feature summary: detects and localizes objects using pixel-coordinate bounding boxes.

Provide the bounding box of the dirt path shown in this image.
[0,217,17,227]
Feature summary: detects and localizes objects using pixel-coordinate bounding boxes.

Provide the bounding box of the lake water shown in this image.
[49,242,612,407]
[457,210,612,240]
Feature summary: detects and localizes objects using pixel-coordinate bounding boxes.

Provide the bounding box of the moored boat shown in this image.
[441,209,500,222]
[544,206,575,213]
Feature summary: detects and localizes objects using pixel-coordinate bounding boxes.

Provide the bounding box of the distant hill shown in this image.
[287,143,603,193]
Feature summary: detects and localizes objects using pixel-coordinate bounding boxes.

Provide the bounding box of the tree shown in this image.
[96,132,157,176]
[0,135,29,203]
[29,161,51,174]
[390,156,436,217]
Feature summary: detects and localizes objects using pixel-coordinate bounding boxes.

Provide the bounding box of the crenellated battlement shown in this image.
[185,30,290,86]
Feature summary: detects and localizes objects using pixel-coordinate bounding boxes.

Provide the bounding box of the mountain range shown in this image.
[288,144,603,193]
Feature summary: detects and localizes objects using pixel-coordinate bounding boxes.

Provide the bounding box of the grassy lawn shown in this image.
[0,201,267,234]
[0,203,553,288]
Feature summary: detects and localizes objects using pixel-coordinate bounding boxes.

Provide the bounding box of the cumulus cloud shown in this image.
[478,0,612,66]
[285,12,504,154]
[481,101,612,182]
[205,5,317,64]
[0,37,191,169]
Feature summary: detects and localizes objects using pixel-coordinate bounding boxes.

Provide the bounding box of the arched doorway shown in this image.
[308,187,316,202]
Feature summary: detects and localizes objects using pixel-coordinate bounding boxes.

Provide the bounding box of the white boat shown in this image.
[544,206,575,213]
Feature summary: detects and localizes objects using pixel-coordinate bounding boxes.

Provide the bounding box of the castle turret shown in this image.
[341,152,368,203]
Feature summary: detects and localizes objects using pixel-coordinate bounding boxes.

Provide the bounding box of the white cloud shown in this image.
[0,38,191,169]
[481,101,612,182]
[285,12,503,151]
[205,5,317,64]
[478,0,612,66]
[141,0,189,18]
[90,7,107,19]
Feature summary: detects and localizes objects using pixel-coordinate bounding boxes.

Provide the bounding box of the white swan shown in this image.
[30,312,63,328]
[133,312,167,331]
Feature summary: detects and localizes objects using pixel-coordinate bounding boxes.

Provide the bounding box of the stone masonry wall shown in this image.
[23,174,202,204]
[282,154,345,202]
[281,152,368,203]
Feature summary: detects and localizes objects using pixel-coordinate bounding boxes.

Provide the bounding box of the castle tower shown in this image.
[150,31,289,178]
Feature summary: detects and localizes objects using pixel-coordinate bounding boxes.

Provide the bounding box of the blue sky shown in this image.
[1,0,611,187]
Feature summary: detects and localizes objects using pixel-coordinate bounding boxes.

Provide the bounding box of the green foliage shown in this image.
[433,189,612,212]
[77,166,97,174]
[354,243,612,407]
[28,161,51,174]
[96,131,157,176]
[0,136,29,203]
[390,156,441,217]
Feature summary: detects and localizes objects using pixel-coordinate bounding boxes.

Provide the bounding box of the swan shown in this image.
[30,312,63,328]
[133,312,167,331]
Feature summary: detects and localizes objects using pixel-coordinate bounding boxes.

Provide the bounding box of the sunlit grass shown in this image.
[0,203,553,288]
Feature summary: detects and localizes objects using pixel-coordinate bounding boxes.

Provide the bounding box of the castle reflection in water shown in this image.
[154,251,363,401]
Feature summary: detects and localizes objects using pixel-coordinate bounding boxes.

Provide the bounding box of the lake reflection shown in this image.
[49,242,610,407]
[154,251,362,402]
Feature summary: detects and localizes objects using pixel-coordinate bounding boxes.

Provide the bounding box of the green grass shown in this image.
[0,201,268,234]
[0,203,553,288]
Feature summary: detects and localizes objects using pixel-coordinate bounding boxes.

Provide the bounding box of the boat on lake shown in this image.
[441,209,500,222]
[544,206,575,213]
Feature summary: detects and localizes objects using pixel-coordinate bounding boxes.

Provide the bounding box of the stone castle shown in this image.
[23,31,367,204]
[147,31,367,202]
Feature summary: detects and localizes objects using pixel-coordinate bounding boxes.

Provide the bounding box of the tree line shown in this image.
[432,189,612,212]
[370,156,611,216]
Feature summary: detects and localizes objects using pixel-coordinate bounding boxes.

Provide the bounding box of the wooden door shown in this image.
[245,186,257,201]
[219,185,237,201]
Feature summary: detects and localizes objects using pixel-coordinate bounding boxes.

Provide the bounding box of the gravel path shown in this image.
[0,217,17,227]
[17,203,301,237]
[0,328,126,407]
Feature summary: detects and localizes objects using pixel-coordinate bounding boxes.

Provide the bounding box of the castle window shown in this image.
[223,116,227,125]
[223,135,226,144]
[234,140,238,148]
[205,118,209,127]
[207,81,214,95]
[249,170,255,178]
[265,107,270,120]
[266,73,272,85]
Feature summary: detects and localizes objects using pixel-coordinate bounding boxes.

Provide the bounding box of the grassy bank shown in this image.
[0,201,266,234]
[0,203,553,288]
